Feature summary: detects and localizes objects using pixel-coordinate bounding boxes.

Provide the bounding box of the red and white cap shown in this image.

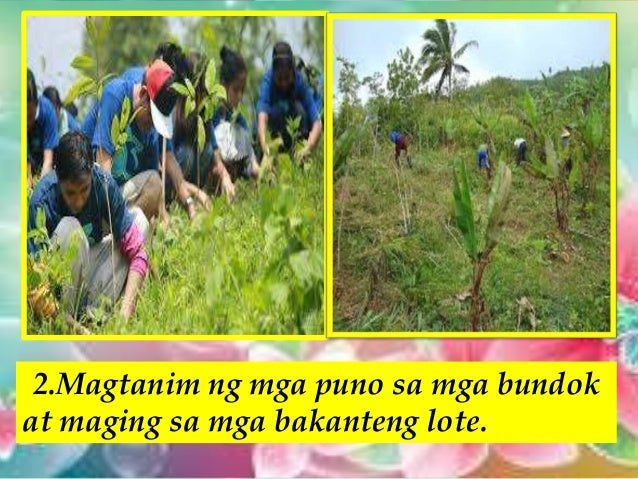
[146,59,178,139]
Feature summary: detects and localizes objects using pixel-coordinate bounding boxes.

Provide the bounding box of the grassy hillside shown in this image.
[334,65,610,333]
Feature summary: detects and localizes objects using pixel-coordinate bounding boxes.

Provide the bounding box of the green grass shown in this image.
[27,150,325,336]
[333,146,610,333]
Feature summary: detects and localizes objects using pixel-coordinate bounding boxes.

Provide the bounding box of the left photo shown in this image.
[24,13,325,337]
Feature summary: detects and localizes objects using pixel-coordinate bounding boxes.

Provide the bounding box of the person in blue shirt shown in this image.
[27,69,59,189]
[477,144,490,171]
[43,86,81,138]
[121,41,192,85]
[256,41,322,164]
[82,59,209,226]
[27,131,149,320]
[315,72,324,120]
[390,131,413,168]
[174,46,257,204]
[212,47,260,189]
[297,57,323,121]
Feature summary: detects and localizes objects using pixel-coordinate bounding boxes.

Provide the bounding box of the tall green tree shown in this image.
[335,56,362,137]
[386,48,421,101]
[419,19,478,100]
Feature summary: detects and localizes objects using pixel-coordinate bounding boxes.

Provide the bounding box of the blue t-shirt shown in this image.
[256,69,320,124]
[81,78,173,186]
[120,65,145,84]
[314,73,324,116]
[390,131,401,144]
[27,166,133,255]
[67,112,81,132]
[27,95,59,172]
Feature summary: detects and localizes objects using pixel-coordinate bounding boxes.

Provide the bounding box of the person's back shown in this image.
[477,144,489,170]
[81,77,165,186]
[120,65,145,84]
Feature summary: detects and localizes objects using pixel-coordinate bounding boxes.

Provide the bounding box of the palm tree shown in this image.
[420,19,478,100]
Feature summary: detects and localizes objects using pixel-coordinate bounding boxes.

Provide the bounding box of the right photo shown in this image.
[332,15,613,334]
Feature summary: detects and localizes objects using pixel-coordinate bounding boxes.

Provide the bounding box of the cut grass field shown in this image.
[28,152,325,337]
[333,146,610,333]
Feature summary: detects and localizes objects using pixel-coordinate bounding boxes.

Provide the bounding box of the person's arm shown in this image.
[257,113,269,158]
[96,148,113,173]
[165,152,210,218]
[256,72,272,158]
[208,121,235,203]
[41,149,54,176]
[297,75,323,160]
[211,150,235,203]
[117,222,147,319]
[107,172,147,319]
[306,119,322,151]
[120,269,143,319]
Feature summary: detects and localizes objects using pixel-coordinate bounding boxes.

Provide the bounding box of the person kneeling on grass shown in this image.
[174,46,259,203]
[82,59,208,225]
[256,41,322,164]
[27,131,149,321]
[390,131,413,168]
[211,46,260,189]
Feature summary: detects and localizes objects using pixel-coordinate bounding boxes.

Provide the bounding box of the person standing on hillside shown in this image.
[390,131,413,168]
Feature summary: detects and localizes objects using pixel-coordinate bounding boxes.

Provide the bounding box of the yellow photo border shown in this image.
[21,9,329,341]
[326,12,617,339]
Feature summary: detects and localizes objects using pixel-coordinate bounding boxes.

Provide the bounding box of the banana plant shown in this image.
[519,90,546,163]
[452,157,512,331]
[522,134,574,233]
[575,105,605,205]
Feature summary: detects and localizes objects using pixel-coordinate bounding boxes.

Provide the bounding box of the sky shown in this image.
[26,15,319,99]
[333,19,610,103]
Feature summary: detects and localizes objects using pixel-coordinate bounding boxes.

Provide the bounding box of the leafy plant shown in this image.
[452,158,512,331]
[172,54,226,187]
[65,17,114,105]
[27,208,82,326]
[523,135,574,233]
